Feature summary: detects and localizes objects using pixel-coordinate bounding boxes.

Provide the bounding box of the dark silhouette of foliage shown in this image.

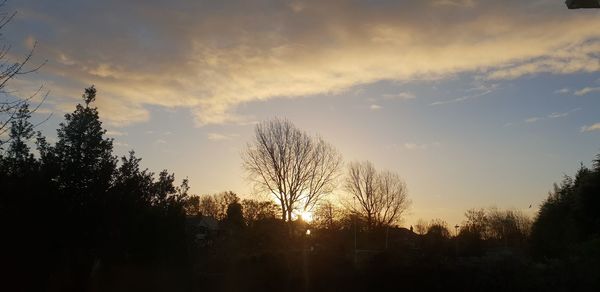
[1,87,190,291]
[241,198,279,225]
[2,88,599,291]
[531,156,600,258]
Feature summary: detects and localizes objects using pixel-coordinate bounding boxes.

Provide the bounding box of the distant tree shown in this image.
[344,161,410,227]
[198,191,240,220]
[242,118,342,222]
[486,208,531,244]
[224,201,245,229]
[415,219,429,235]
[184,195,201,216]
[427,218,451,239]
[4,103,37,175]
[199,195,219,218]
[313,200,342,230]
[242,199,279,224]
[461,208,488,240]
[215,191,239,218]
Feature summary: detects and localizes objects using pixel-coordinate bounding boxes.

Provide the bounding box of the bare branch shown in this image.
[242,118,342,221]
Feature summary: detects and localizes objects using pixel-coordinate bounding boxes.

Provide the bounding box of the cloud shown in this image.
[106,130,127,136]
[554,88,570,94]
[430,89,493,106]
[581,123,600,133]
[369,104,382,111]
[387,142,441,151]
[403,142,441,150]
[9,0,600,126]
[382,92,415,100]
[113,141,131,148]
[574,87,600,96]
[207,132,239,141]
[525,117,541,123]
[524,108,580,123]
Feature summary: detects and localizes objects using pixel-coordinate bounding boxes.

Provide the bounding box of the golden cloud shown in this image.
[11,0,600,126]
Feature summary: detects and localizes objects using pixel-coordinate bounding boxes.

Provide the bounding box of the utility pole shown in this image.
[353,196,357,266]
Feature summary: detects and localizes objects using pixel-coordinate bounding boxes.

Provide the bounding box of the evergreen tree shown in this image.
[52,86,116,197]
[4,103,36,175]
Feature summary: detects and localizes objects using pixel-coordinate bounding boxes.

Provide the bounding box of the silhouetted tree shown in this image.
[486,208,531,245]
[198,191,240,220]
[224,201,245,229]
[242,118,342,222]
[414,219,429,235]
[461,208,488,240]
[3,103,36,175]
[0,86,192,290]
[427,218,451,239]
[48,86,116,198]
[184,195,201,216]
[531,155,600,258]
[344,161,410,227]
[313,200,342,230]
[242,198,279,225]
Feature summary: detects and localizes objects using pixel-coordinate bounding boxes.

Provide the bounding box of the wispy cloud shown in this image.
[574,87,600,96]
[113,141,131,148]
[382,92,415,100]
[106,130,127,136]
[581,123,600,133]
[525,117,542,123]
[9,0,600,126]
[370,104,382,111]
[524,108,580,123]
[554,88,570,94]
[387,142,441,151]
[404,142,441,150]
[154,139,167,145]
[431,0,475,7]
[207,133,239,141]
[430,89,493,106]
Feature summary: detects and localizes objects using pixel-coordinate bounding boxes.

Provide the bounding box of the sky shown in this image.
[3,0,600,226]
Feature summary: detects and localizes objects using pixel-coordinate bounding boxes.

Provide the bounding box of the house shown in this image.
[186,215,219,245]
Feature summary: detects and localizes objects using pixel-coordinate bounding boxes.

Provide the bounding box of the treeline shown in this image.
[0,87,191,291]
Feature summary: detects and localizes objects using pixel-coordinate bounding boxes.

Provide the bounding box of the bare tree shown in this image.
[313,200,342,230]
[376,170,410,226]
[344,161,379,226]
[415,219,429,235]
[344,161,410,227]
[242,118,342,222]
[0,2,47,145]
[198,191,240,220]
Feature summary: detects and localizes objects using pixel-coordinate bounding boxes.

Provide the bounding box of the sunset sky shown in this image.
[5,0,600,226]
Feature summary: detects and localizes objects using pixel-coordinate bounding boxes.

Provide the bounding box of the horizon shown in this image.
[3,0,600,226]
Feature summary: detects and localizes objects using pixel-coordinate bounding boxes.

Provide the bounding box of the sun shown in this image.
[299,210,313,223]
